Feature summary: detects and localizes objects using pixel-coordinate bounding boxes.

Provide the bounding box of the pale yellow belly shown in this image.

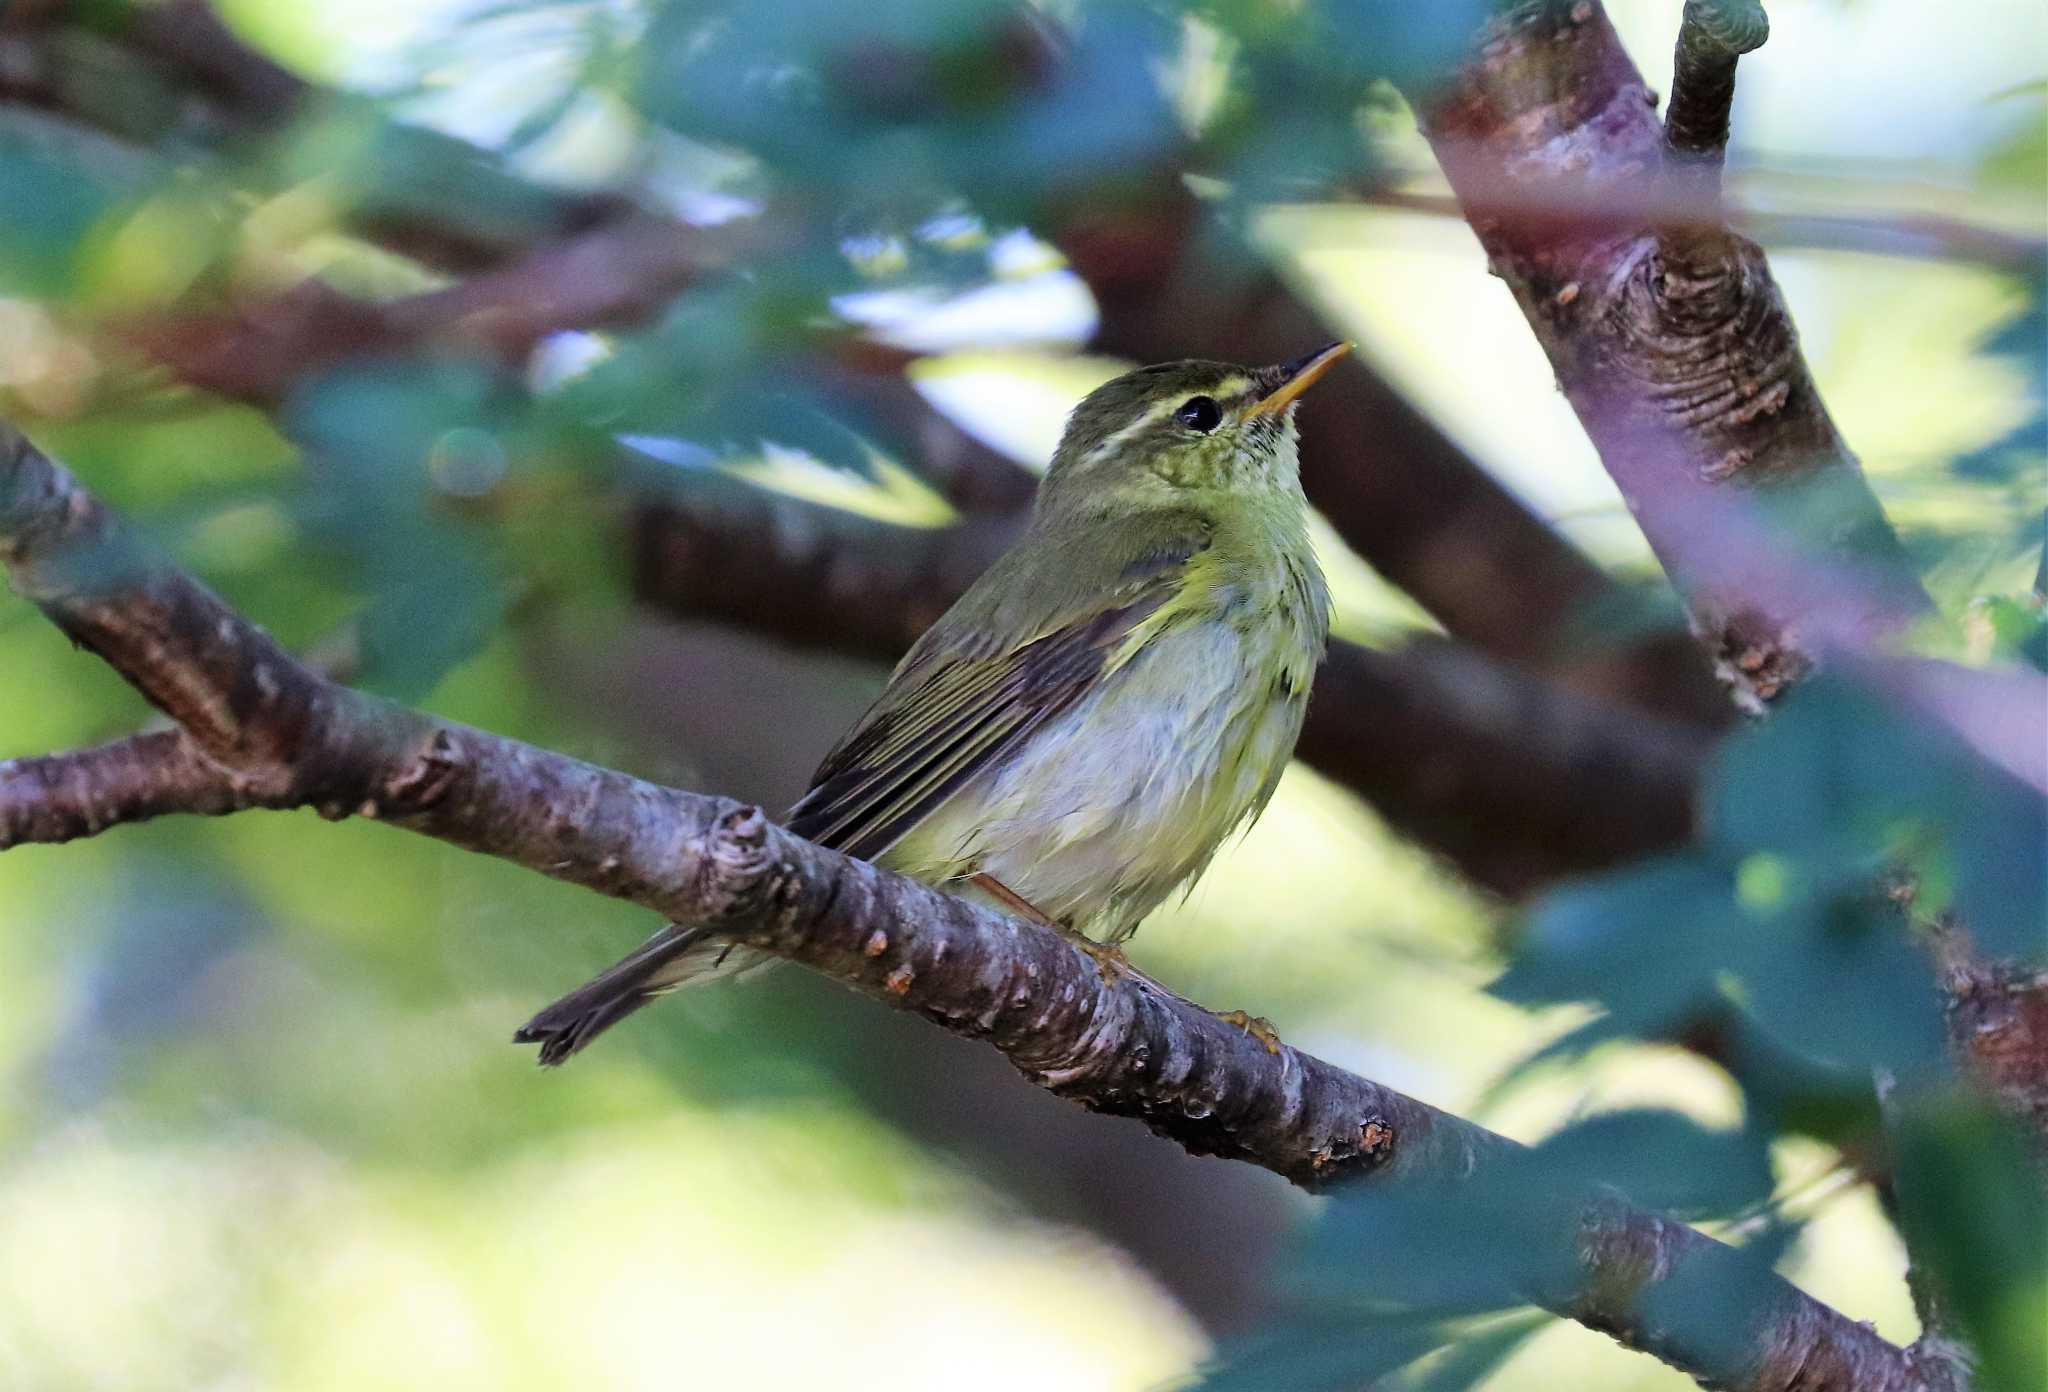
[879,620,1309,942]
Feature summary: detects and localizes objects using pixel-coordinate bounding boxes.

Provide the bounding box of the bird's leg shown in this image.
[1213,1009,1284,1055]
[970,872,1058,924]
[966,876,1263,1032]
[1070,936,1133,985]
[970,873,1130,985]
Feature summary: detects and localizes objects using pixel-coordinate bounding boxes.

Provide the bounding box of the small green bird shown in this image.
[518,343,1345,1063]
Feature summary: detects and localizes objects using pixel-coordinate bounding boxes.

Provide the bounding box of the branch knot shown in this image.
[697,803,778,920]
[384,728,465,811]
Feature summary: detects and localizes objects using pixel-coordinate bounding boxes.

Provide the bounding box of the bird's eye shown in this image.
[1174,396,1223,433]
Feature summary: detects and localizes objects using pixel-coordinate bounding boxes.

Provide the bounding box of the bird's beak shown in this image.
[1245,341,1352,420]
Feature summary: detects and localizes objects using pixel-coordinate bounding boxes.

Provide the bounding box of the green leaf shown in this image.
[1705,677,1943,871]
[1493,853,1742,1031]
[634,0,1179,220]
[1707,675,2047,965]
[1530,1110,1774,1221]
[1317,0,1491,90]
[1294,1167,1580,1319]
[1892,1098,2048,1392]
[281,361,517,698]
[1397,1311,1550,1392]
[0,130,123,294]
[1733,887,1951,1080]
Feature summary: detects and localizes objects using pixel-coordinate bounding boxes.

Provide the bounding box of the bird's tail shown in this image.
[514,923,769,1065]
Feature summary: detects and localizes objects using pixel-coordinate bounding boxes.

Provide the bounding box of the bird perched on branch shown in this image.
[518,343,1345,1062]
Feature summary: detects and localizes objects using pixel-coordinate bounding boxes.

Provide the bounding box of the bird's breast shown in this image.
[884,572,1325,941]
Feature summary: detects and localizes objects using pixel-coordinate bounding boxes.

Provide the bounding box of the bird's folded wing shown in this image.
[785,515,1212,865]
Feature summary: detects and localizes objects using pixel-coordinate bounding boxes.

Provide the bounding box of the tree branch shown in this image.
[1664,0,1770,171]
[1417,1,1937,710]
[1935,936,2048,1152]
[0,415,1953,1392]
[116,211,766,406]
[1298,638,1706,892]
[0,729,262,846]
[632,486,1023,663]
[1416,0,2048,1213]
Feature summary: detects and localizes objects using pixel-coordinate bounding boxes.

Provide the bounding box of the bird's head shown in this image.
[1039,342,1350,510]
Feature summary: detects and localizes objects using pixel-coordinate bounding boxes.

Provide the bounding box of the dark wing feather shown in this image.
[786,518,1210,863]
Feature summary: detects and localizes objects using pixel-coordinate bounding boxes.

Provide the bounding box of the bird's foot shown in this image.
[1214,1008,1283,1055]
[972,872,1059,925]
[1067,934,1132,985]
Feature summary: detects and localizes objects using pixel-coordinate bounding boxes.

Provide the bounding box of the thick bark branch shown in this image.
[1417,2,1936,710]
[1934,930,2048,1152]
[0,416,1950,1392]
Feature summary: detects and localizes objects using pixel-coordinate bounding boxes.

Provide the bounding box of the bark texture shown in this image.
[1416,1,1934,710]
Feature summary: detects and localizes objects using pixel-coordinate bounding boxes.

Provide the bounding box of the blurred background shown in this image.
[0,0,2040,1388]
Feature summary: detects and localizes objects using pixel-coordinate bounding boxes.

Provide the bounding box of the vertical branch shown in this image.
[1662,0,1771,271]
[1664,0,1770,169]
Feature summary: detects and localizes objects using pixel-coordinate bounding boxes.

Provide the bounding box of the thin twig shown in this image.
[1665,0,1770,171]
[0,730,265,845]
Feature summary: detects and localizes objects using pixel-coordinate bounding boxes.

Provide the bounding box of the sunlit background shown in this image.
[0,0,2041,1388]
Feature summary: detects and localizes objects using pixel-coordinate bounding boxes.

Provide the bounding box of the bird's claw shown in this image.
[1215,1008,1283,1054]
[1070,934,1132,985]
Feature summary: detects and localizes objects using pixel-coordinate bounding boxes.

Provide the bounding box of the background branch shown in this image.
[117,213,762,406]
[630,485,1709,895]
[1352,182,2048,277]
